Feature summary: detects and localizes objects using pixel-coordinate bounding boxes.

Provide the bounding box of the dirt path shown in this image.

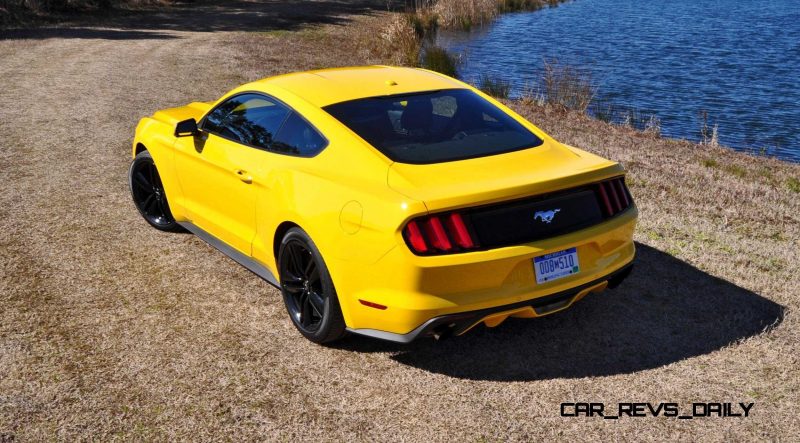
[1,3,799,440]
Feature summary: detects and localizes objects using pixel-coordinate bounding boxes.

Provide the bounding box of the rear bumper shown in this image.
[333,206,638,340]
[347,262,634,343]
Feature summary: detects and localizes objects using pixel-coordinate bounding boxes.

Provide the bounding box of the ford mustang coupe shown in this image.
[129,66,636,344]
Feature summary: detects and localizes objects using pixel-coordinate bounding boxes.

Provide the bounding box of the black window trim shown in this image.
[198,90,329,158]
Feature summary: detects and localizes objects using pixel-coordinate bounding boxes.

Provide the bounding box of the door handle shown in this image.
[234,169,253,184]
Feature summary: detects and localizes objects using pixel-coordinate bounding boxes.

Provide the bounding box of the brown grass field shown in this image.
[1,1,799,440]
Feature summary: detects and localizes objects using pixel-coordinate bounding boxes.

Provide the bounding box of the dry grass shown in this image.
[538,58,596,112]
[380,13,421,66]
[433,0,566,29]
[378,7,458,77]
[1,2,800,441]
[432,0,496,29]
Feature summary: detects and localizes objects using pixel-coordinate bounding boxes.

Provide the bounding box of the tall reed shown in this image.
[540,58,596,112]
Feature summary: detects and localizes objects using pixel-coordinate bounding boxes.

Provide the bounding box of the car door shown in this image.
[174,93,290,255]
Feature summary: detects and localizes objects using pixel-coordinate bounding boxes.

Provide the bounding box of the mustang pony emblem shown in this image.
[534,209,561,224]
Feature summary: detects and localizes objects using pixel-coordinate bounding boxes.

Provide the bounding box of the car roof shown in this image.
[255,66,465,108]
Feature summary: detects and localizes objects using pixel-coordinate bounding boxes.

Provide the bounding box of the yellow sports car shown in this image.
[130,66,637,344]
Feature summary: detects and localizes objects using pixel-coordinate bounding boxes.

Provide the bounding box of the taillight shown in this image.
[402,211,478,255]
[404,220,428,253]
[596,177,633,217]
[424,216,452,251]
[444,213,475,248]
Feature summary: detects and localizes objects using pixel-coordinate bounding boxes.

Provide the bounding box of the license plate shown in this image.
[533,247,580,284]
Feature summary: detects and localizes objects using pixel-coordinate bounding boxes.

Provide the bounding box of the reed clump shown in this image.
[478,73,512,98]
[433,0,568,30]
[497,0,563,13]
[422,45,459,77]
[699,110,720,147]
[381,13,423,66]
[380,5,458,76]
[540,58,596,112]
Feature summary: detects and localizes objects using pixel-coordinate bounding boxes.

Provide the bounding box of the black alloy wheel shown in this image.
[129,150,182,232]
[278,228,346,343]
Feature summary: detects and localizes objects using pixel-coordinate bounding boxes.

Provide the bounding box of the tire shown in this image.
[278,228,347,344]
[128,150,183,233]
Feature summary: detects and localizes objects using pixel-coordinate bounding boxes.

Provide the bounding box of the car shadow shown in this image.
[334,243,784,381]
[0,0,401,39]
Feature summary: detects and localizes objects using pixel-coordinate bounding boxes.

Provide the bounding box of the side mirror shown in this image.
[175,118,198,137]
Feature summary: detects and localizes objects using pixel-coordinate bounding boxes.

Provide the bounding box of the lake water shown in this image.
[437,0,800,161]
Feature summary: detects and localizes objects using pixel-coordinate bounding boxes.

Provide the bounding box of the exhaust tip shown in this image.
[432,323,456,340]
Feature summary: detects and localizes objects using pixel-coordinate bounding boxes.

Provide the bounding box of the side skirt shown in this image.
[178,221,280,288]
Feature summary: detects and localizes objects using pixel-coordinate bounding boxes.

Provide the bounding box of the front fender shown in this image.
[132,117,187,221]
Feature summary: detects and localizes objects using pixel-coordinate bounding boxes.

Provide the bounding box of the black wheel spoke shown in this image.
[307,266,320,284]
[148,196,162,215]
[133,172,151,191]
[301,293,313,325]
[147,164,156,186]
[289,246,305,276]
[282,276,304,293]
[303,258,316,280]
[142,194,156,213]
[308,290,325,317]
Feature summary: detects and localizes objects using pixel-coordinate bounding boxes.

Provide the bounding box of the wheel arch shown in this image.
[271,219,349,341]
[135,142,147,156]
[273,221,302,261]
[131,118,186,222]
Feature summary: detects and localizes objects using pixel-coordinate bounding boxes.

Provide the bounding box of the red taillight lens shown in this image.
[596,177,633,217]
[615,179,630,207]
[424,216,452,251]
[597,181,614,216]
[445,213,475,248]
[402,211,478,255]
[405,220,428,253]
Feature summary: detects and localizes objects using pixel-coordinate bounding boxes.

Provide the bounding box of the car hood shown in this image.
[387,140,624,211]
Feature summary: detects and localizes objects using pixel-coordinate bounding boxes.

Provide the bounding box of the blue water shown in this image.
[437,0,800,161]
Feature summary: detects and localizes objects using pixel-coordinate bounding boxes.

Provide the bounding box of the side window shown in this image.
[271,112,327,156]
[202,93,290,149]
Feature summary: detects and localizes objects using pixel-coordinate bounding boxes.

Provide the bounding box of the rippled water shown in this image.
[437,0,800,161]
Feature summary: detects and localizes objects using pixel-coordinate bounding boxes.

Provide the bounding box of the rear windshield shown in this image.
[323,89,543,164]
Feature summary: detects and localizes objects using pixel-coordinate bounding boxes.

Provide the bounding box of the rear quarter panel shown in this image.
[244,89,429,326]
[246,103,425,266]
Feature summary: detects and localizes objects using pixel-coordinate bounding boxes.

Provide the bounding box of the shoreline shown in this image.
[430,2,798,164]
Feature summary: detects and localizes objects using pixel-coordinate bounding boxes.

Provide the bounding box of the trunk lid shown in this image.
[387,140,624,212]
